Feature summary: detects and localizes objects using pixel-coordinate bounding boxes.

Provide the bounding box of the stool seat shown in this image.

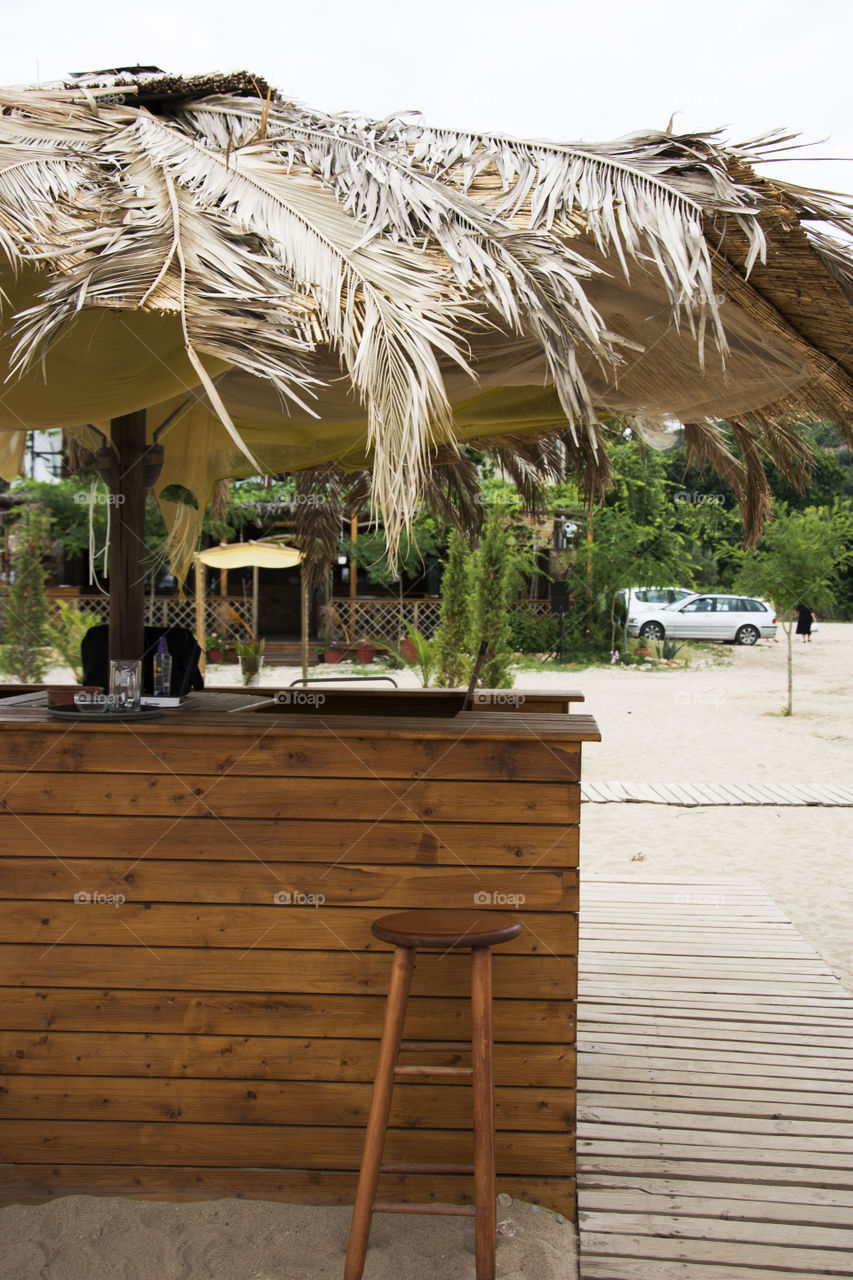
[372,908,522,951]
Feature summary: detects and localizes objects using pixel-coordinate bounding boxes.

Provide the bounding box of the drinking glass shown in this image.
[109,658,142,711]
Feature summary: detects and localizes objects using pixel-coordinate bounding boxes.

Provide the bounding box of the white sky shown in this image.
[1,0,851,196]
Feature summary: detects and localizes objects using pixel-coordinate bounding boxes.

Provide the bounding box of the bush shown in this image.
[507,609,560,653]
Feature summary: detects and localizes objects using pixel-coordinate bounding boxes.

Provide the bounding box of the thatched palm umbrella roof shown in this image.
[1,67,852,574]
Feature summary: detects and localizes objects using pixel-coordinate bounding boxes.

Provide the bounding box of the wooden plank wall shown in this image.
[0,718,581,1214]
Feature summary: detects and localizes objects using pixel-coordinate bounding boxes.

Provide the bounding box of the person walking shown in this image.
[795,603,817,642]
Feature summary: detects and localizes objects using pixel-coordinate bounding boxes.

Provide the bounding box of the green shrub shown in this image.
[508,609,560,653]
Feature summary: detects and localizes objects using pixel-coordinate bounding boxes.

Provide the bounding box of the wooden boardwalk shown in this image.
[577,878,853,1279]
[581,780,853,806]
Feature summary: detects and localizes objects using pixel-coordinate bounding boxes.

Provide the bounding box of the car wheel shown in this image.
[639,621,665,641]
[736,625,760,646]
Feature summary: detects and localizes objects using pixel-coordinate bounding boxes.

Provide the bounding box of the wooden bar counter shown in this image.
[0,688,599,1216]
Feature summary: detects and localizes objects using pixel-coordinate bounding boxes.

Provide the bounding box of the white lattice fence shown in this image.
[326,598,553,644]
[327,598,443,644]
[32,595,253,636]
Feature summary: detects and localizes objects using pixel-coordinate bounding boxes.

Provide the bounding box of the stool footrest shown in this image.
[394,1064,473,1077]
[380,1162,474,1175]
[374,1201,476,1217]
[400,1040,471,1052]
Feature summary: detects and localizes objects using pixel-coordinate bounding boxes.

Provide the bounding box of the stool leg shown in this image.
[471,945,496,1280]
[344,945,415,1280]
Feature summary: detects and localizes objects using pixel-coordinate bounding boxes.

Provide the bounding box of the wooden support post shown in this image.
[349,512,358,641]
[108,410,147,662]
[252,564,259,638]
[300,564,309,682]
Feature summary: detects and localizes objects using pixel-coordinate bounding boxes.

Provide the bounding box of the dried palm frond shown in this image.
[290,469,371,588]
[210,479,231,538]
[1,70,853,565]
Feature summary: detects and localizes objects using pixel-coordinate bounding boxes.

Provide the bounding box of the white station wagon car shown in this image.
[616,586,694,615]
[628,593,777,645]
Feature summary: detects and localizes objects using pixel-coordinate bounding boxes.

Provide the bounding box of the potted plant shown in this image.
[356,639,377,665]
[323,641,343,664]
[235,637,265,685]
[205,633,227,664]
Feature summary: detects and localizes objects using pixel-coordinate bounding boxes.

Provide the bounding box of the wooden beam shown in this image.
[108,410,147,662]
[301,565,309,682]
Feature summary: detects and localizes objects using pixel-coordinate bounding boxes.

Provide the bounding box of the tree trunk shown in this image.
[785,618,793,715]
[108,410,147,662]
[301,567,309,682]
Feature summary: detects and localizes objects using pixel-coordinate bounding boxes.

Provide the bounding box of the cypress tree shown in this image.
[2,506,52,684]
[473,512,514,689]
[433,529,473,687]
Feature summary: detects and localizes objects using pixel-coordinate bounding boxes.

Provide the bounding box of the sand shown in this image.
[0,1195,575,1280]
[6,626,850,1277]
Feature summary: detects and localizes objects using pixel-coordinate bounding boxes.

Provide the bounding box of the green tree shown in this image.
[343,515,441,590]
[433,529,473,686]
[0,506,53,683]
[734,504,853,713]
[562,444,690,655]
[473,512,513,688]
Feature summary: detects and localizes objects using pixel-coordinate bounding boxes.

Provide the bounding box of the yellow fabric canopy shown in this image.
[194,541,302,570]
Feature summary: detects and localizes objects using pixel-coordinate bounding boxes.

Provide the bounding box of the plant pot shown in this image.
[635,647,651,659]
[207,649,224,664]
[324,650,343,663]
[400,639,417,663]
[356,647,376,664]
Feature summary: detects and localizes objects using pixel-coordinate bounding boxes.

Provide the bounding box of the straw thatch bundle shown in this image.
[1,67,852,566]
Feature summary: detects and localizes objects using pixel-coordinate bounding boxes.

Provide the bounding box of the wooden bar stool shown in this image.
[344,908,523,1280]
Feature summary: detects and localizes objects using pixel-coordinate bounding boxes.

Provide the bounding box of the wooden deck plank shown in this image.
[579,1190,853,1227]
[577,878,853,1280]
[580,1260,842,1280]
[579,1176,853,1208]
[581,781,853,807]
[580,1211,853,1250]
[581,1232,853,1273]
